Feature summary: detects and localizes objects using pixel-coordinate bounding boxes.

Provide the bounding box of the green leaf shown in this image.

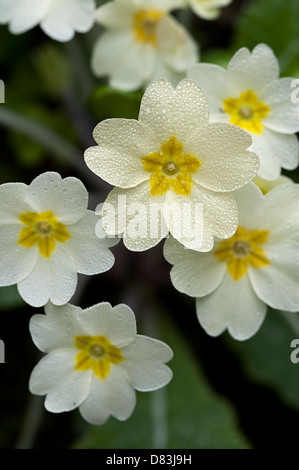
[72,315,251,449]
[233,0,299,76]
[88,85,143,122]
[0,285,25,310]
[8,131,46,168]
[6,103,76,168]
[200,48,233,69]
[225,309,299,411]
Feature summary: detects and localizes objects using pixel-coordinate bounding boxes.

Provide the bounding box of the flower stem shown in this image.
[150,388,168,449]
[0,107,101,189]
[14,392,44,449]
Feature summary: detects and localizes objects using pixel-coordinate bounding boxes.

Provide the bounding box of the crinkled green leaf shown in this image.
[233,0,299,76]
[0,286,25,310]
[225,309,299,411]
[88,85,143,122]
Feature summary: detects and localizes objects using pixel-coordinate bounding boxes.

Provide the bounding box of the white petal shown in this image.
[17,245,77,307]
[122,335,173,363]
[85,119,157,188]
[196,273,267,340]
[121,335,173,391]
[164,184,238,252]
[29,303,83,352]
[92,29,157,90]
[91,30,135,78]
[144,0,180,9]
[0,0,50,33]
[163,237,226,296]
[41,0,95,42]
[249,240,299,312]
[26,172,88,225]
[149,54,185,87]
[79,369,136,425]
[139,78,209,146]
[104,371,136,421]
[163,234,190,265]
[0,182,33,224]
[189,0,232,19]
[102,184,169,251]
[0,0,20,22]
[187,63,228,115]
[95,0,133,28]
[252,174,293,195]
[251,129,299,180]
[66,211,116,275]
[157,15,198,72]
[29,350,91,412]
[0,224,38,286]
[260,183,299,241]
[78,303,137,348]
[233,182,264,229]
[188,123,258,192]
[109,41,156,91]
[226,44,279,96]
[261,78,299,134]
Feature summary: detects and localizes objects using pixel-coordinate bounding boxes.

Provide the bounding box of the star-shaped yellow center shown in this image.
[18,210,70,258]
[214,226,270,281]
[132,9,164,47]
[141,135,202,197]
[223,89,270,134]
[74,335,124,380]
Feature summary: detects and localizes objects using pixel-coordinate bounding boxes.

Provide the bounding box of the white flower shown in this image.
[91,0,198,90]
[84,78,259,252]
[178,0,233,20]
[0,0,96,42]
[29,302,173,425]
[188,44,299,180]
[164,182,299,340]
[0,172,117,307]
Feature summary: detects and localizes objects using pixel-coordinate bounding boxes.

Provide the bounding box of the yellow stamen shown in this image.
[133,9,164,47]
[141,135,201,197]
[223,90,270,134]
[214,226,270,281]
[18,210,70,258]
[74,335,124,380]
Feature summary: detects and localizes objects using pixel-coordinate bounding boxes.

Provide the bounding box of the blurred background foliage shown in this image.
[0,0,298,449]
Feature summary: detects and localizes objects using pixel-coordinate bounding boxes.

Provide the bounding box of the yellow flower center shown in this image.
[141,135,202,197]
[223,89,270,134]
[133,9,164,47]
[74,335,124,380]
[214,226,270,281]
[18,210,70,258]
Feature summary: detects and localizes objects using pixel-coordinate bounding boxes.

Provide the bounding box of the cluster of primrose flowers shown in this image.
[0,0,299,426]
[0,0,235,90]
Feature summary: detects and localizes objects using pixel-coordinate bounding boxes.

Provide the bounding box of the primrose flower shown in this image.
[29,302,173,425]
[0,0,96,42]
[85,78,259,252]
[188,44,299,180]
[178,0,233,20]
[0,172,117,307]
[91,0,198,90]
[164,182,299,340]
